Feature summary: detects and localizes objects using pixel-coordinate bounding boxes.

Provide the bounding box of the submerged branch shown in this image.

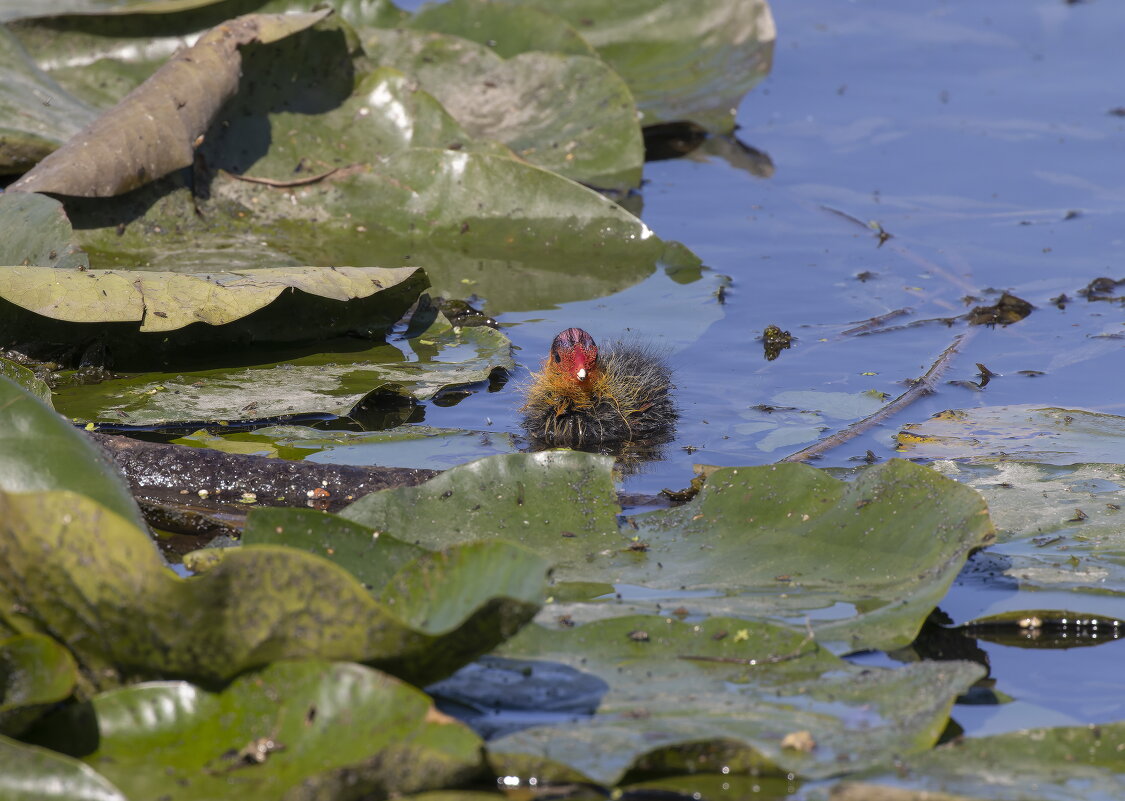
[779,328,978,463]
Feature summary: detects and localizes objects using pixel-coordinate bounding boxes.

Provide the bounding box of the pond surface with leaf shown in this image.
[0,0,1123,799]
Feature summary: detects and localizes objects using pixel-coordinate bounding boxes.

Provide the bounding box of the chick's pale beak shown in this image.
[576,368,587,381]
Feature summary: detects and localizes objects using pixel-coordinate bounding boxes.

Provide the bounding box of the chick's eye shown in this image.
[552,350,562,364]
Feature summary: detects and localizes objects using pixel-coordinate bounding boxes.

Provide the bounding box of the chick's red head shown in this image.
[550,327,599,382]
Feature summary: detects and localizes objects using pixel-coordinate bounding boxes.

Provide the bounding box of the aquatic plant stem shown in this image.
[779,327,979,463]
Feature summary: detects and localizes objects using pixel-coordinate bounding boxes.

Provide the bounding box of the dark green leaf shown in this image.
[408,0,596,59]
[27,660,483,801]
[360,27,642,189]
[0,192,87,268]
[0,375,144,530]
[0,487,545,688]
[503,0,776,133]
[0,633,78,737]
[0,734,127,801]
[0,27,96,174]
[341,451,621,552]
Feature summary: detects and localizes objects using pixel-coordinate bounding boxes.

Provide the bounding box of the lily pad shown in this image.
[0,733,126,801]
[342,454,991,652]
[24,660,484,801]
[822,722,1125,801]
[502,0,777,133]
[0,192,87,269]
[360,26,642,189]
[0,485,546,689]
[931,461,1125,600]
[0,26,97,174]
[0,633,78,737]
[0,375,144,530]
[430,615,984,785]
[341,450,621,550]
[51,311,512,425]
[896,406,1125,464]
[0,357,52,407]
[241,505,428,592]
[407,0,596,59]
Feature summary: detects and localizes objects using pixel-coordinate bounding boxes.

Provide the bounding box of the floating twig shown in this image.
[779,328,979,463]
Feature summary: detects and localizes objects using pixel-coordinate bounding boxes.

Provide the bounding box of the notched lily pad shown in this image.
[25,660,484,801]
[507,0,777,133]
[361,26,643,189]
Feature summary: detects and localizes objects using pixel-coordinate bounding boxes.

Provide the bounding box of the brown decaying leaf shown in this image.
[8,10,331,198]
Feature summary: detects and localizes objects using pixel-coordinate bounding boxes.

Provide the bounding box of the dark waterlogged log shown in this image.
[88,432,438,541]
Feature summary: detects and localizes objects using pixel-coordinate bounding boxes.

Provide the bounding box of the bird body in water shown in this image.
[521,328,677,448]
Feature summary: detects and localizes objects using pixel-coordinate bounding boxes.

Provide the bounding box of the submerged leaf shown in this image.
[51,310,511,425]
[898,405,1125,465]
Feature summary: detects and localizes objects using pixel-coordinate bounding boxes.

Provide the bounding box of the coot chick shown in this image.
[521,328,677,448]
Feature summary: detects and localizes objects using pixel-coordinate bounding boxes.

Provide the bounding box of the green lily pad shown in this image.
[0,484,546,689]
[360,27,642,189]
[0,375,144,530]
[9,10,332,197]
[822,722,1125,801]
[348,454,993,652]
[897,406,1125,464]
[436,615,984,785]
[51,311,512,425]
[0,633,78,737]
[241,505,428,592]
[0,733,126,801]
[341,450,621,550]
[502,0,776,133]
[177,423,520,470]
[25,660,483,801]
[0,192,87,269]
[0,26,97,174]
[0,357,51,407]
[407,0,596,59]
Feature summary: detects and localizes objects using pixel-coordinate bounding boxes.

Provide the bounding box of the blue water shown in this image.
[409,0,1125,741]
